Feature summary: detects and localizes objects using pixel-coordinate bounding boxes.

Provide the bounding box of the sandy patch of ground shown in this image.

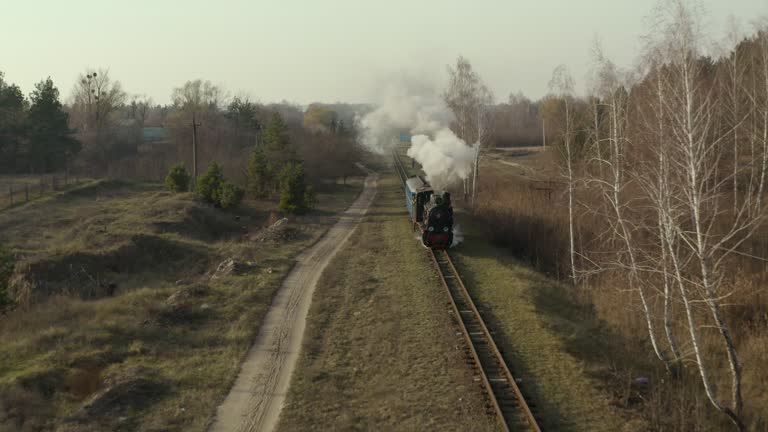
[209,170,378,432]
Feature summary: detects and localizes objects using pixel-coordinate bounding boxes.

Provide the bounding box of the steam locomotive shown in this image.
[404,176,454,248]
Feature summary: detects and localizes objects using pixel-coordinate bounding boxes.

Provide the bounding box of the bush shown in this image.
[164,163,190,192]
[247,146,270,198]
[218,182,244,209]
[195,162,224,204]
[0,246,14,308]
[193,162,244,209]
[279,163,308,214]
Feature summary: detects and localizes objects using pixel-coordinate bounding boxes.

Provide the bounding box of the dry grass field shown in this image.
[0,176,364,432]
[470,147,768,430]
[0,174,92,210]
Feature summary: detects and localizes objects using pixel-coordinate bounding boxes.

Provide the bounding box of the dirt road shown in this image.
[209,168,378,432]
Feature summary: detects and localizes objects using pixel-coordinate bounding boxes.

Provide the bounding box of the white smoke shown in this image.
[356,76,476,188]
[451,223,464,248]
[408,130,476,190]
[356,77,448,154]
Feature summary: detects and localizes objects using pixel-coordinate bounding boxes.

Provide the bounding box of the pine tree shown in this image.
[0,71,28,172]
[279,162,309,214]
[195,162,224,204]
[247,146,270,197]
[26,78,80,173]
[263,112,290,152]
[262,112,295,192]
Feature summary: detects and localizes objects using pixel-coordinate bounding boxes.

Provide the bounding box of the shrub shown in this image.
[195,162,224,204]
[218,182,244,209]
[279,162,309,214]
[165,164,190,192]
[247,146,270,198]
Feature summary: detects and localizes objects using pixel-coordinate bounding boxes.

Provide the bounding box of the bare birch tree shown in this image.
[443,56,494,207]
[640,2,768,428]
[548,65,579,283]
[584,49,683,373]
[718,17,749,212]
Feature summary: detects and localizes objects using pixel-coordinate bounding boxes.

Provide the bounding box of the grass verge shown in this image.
[449,213,642,432]
[277,172,500,432]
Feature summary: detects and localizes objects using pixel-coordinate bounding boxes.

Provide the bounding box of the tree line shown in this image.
[514,2,768,430]
[0,73,78,173]
[0,70,361,213]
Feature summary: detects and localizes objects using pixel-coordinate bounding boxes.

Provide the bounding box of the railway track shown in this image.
[393,149,542,432]
[393,148,409,184]
[430,249,541,432]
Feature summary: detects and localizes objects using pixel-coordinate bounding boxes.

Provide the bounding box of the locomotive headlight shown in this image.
[443,227,449,232]
[428,226,434,232]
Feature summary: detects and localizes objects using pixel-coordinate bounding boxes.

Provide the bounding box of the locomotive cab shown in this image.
[422,191,453,248]
[403,176,454,249]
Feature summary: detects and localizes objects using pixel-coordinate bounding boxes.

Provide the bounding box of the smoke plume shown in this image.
[451,223,464,248]
[407,131,476,189]
[356,76,476,189]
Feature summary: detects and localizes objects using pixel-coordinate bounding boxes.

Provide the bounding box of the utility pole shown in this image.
[542,120,547,147]
[192,112,201,188]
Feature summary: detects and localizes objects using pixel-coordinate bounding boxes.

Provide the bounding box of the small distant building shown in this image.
[142,127,168,142]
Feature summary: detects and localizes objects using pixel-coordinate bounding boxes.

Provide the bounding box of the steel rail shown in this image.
[392,150,542,431]
[428,248,510,430]
[440,249,542,432]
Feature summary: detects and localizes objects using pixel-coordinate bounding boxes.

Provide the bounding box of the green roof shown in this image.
[143,127,168,141]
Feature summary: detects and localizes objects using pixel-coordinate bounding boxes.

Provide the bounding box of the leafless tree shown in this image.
[443,56,494,207]
[171,79,227,119]
[129,94,153,128]
[639,2,768,428]
[718,17,750,212]
[753,22,768,212]
[71,69,126,133]
[548,65,579,284]
[583,50,685,374]
[70,69,127,168]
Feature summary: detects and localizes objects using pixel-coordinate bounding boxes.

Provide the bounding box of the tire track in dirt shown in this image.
[209,167,378,432]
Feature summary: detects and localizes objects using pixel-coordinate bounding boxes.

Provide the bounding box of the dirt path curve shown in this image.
[209,166,378,432]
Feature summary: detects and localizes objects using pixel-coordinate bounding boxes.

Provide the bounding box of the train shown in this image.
[404,176,454,248]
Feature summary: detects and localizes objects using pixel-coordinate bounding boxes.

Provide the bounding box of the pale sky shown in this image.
[3,0,767,106]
